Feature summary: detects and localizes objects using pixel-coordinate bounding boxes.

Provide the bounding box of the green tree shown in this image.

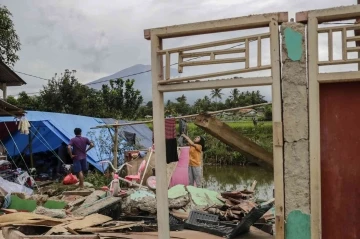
[0,5,21,66]
[40,69,94,115]
[101,78,143,119]
[6,92,41,110]
[174,94,190,115]
[264,105,272,121]
[229,88,239,101]
[210,88,224,110]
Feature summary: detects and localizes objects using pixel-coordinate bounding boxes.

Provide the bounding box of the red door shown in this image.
[320,82,360,239]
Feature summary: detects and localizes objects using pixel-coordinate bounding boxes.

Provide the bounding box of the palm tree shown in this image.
[230,88,239,101]
[210,88,224,110]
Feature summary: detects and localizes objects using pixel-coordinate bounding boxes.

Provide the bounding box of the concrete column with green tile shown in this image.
[281,22,310,239]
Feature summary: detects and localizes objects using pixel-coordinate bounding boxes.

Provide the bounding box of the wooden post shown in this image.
[151,33,170,239]
[1,83,6,100]
[29,131,33,168]
[113,126,119,169]
[269,20,285,239]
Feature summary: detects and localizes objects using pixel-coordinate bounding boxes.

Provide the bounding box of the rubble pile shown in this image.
[0,179,275,238]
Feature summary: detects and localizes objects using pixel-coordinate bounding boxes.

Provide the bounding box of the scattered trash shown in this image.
[63,173,78,185]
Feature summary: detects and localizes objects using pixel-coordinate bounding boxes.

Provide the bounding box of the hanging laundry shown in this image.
[124,131,136,145]
[152,118,178,163]
[165,118,178,163]
[165,118,176,139]
[17,117,30,135]
[179,119,187,135]
[178,119,188,146]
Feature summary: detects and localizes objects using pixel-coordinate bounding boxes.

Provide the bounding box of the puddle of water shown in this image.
[203,165,274,200]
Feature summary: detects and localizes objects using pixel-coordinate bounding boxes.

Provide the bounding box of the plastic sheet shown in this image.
[0,176,33,195]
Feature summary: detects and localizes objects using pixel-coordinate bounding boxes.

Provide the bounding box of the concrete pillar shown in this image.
[281,23,310,238]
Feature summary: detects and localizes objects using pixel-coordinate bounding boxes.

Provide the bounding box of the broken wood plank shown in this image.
[72,196,122,217]
[68,197,86,208]
[195,114,273,169]
[62,191,93,196]
[66,213,112,230]
[80,223,140,232]
[65,226,80,235]
[2,227,100,239]
[250,180,257,192]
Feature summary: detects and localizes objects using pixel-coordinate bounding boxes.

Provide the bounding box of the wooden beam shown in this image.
[179,57,246,67]
[157,33,270,54]
[2,83,6,100]
[157,65,271,84]
[317,24,360,33]
[194,114,273,170]
[181,48,246,58]
[308,16,322,239]
[297,5,360,23]
[318,58,360,66]
[158,76,273,92]
[318,71,360,83]
[144,12,288,40]
[151,34,170,239]
[269,20,284,239]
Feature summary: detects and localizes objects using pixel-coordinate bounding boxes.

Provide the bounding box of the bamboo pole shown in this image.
[139,149,153,185]
[113,126,119,169]
[29,131,33,168]
[91,102,271,129]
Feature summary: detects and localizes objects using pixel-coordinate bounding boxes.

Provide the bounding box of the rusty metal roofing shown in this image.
[0,61,27,86]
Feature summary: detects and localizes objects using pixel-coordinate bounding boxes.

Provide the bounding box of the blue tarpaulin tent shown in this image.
[102,118,153,149]
[0,111,153,172]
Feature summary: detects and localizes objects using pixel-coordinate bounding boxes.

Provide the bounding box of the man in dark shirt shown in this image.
[67,128,94,188]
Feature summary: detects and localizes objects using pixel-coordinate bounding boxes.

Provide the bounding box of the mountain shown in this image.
[86,64,180,103]
[86,64,272,104]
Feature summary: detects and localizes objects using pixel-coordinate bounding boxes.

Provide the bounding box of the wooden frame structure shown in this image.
[296,5,360,239]
[145,12,288,239]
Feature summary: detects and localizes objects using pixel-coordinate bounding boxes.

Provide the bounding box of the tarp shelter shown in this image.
[0,111,107,171]
[0,112,152,172]
[102,118,153,148]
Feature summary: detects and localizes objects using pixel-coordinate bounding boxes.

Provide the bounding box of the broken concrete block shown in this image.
[34,206,67,218]
[81,190,107,208]
[72,196,122,218]
[168,185,188,199]
[186,186,224,207]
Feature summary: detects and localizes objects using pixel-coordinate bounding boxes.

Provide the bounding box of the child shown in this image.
[182,134,205,187]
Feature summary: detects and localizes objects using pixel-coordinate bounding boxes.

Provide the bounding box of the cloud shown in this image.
[2,0,358,101]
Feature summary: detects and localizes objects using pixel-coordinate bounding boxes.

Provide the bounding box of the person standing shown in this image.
[182,134,205,187]
[67,128,94,188]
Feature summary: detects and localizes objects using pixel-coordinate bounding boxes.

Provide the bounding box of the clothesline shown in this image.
[91,102,271,129]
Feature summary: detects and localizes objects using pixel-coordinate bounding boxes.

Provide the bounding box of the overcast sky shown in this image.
[2,0,357,101]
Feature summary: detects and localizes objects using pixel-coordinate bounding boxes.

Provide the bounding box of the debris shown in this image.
[0,212,65,227]
[0,176,33,195]
[66,213,112,230]
[65,226,80,235]
[186,186,223,207]
[81,190,106,208]
[72,196,122,217]
[43,200,67,209]
[34,206,67,218]
[8,195,37,212]
[168,185,188,199]
[63,190,93,196]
